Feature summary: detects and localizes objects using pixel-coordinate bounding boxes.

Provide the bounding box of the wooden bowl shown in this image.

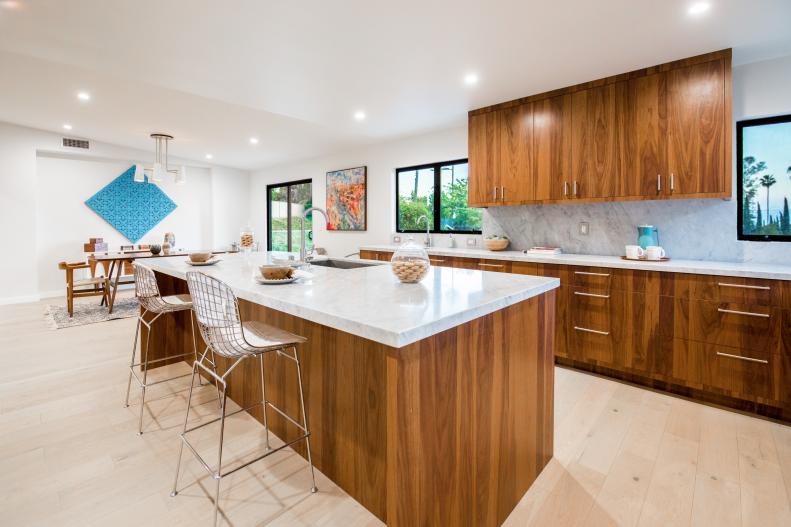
[484,239,510,251]
[189,252,213,263]
[259,265,295,280]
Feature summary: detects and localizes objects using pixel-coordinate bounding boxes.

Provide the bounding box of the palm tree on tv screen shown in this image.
[760,174,777,220]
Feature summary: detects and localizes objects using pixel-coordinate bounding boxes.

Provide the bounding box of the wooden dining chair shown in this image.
[58,261,111,317]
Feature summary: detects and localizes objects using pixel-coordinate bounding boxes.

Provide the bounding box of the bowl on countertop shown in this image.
[259,265,295,280]
[189,251,213,263]
[484,238,510,251]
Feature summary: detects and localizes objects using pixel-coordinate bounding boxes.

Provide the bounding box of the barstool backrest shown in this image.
[185,271,251,359]
[134,263,169,312]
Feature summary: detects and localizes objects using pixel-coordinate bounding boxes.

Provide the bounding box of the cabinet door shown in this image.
[571,84,620,199]
[533,94,572,201]
[468,111,501,206]
[667,59,727,196]
[499,102,534,203]
[619,73,667,198]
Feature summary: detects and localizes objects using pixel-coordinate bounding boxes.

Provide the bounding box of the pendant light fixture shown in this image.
[134,133,187,184]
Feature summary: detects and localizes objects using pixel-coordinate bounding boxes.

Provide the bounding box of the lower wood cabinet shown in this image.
[362,249,791,420]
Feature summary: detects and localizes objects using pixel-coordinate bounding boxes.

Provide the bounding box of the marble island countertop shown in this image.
[143,252,559,347]
[360,244,791,281]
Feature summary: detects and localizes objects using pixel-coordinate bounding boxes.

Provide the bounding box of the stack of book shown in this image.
[524,246,562,255]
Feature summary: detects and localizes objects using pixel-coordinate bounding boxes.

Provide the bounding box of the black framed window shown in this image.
[267,179,313,252]
[737,114,791,241]
[396,159,482,233]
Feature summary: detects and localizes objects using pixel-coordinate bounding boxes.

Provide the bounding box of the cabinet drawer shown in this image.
[447,256,479,269]
[687,300,779,354]
[570,267,613,291]
[695,342,775,402]
[427,255,452,267]
[684,274,791,308]
[477,259,512,273]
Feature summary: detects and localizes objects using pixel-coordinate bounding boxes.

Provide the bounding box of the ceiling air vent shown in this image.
[62,137,90,149]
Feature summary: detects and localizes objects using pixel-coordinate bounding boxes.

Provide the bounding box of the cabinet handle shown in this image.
[574,326,610,336]
[564,181,569,196]
[429,258,445,263]
[573,181,578,197]
[493,187,498,200]
[715,351,768,364]
[657,174,661,193]
[717,307,770,319]
[574,291,610,299]
[479,263,505,268]
[670,173,674,193]
[718,282,771,291]
[574,271,611,277]
[501,186,505,200]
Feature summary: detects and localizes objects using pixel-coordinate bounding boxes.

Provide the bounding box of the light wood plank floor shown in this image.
[2,295,791,526]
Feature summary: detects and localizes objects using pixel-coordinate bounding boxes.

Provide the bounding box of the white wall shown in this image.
[250,127,476,257]
[0,121,250,303]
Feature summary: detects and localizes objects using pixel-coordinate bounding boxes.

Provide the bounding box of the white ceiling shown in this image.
[1,0,790,170]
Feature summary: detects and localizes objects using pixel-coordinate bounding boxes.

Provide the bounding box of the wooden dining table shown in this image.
[89,250,230,313]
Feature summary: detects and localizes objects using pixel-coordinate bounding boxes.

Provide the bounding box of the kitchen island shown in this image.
[142,252,559,526]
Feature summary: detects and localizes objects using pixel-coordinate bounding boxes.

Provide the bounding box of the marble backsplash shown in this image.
[482,197,788,264]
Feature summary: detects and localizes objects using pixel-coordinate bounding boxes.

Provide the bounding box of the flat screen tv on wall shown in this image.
[737,114,791,241]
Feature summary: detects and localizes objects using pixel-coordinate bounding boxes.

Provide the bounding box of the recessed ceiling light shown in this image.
[464,73,479,86]
[354,111,366,121]
[205,153,213,160]
[688,2,711,15]
[62,123,73,131]
[249,137,259,145]
[77,91,91,101]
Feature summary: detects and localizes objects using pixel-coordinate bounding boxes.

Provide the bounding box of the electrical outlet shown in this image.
[579,222,590,236]
[393,235,402,244]
[466,237,477,247]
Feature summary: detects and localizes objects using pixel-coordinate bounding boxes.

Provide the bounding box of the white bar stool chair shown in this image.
[124,263,201,435]
[171,271,317,526]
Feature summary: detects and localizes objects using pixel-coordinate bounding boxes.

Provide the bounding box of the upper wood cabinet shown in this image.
[468,49,732,207]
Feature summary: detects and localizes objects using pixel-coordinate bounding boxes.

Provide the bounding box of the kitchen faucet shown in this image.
[417,215,432,248]
[299,206,329,262]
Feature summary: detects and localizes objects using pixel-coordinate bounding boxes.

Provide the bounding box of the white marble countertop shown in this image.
[142,252,559,348]
[360,244,791,281]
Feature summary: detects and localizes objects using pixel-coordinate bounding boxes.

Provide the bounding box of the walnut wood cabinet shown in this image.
[468,49,732,207]
[363,249,791,421]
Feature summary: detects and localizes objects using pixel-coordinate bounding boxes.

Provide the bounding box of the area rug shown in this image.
[45,298,139,329]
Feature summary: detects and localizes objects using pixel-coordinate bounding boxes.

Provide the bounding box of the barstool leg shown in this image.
[124,313,142,407]
[171,360,199,498]
[214,384,229,527]
[189,312,204,387]
[293,346,318,493]
[259,354,271,451]
[138,317,152,435]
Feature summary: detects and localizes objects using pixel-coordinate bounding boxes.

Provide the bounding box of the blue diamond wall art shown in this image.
[85,166,177,243]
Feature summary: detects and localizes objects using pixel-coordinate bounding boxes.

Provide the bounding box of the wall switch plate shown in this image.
[466,237,477,247]
[393,235,402,243]
[579,222,590,236]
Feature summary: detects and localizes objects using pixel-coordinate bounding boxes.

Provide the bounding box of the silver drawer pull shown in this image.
[717,282,771,291]
[574,291,610,299]
[715,351,769,364]
[717,308,770,318]
[429,259,445,263]
[574,271,610,277]
[574,326,610,336]
[479,263,504,268]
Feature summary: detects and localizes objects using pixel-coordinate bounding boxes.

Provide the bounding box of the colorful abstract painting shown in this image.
[85,166,177,242]
[326,166,367,231]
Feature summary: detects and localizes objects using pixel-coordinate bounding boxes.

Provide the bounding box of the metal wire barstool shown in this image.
[124,263,202,435]
[171,271,318,527]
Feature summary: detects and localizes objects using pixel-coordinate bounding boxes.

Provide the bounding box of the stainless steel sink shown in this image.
[309,258,382,270]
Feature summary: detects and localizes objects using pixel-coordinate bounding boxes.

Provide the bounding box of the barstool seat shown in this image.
[124,264,202,435]
[171,271,318,527]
